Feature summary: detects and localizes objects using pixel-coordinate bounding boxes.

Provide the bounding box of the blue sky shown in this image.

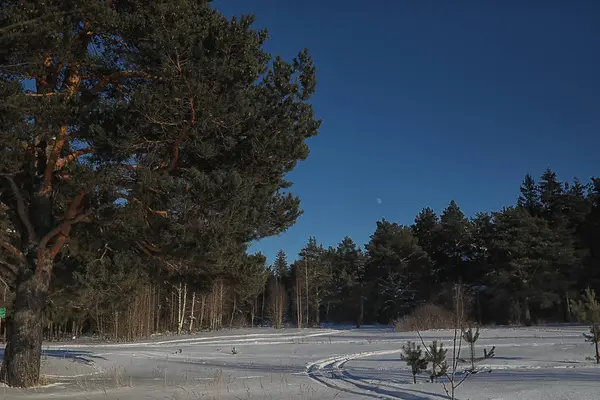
[214,0,600,264]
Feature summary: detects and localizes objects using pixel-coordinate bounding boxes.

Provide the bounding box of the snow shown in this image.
[1,325,599,399]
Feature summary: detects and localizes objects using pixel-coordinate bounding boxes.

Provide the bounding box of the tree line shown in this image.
[2,168,597,347]
[275,169,600,328]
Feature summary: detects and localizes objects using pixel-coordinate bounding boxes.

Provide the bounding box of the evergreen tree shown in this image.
[298,237,331,326]
[537,168,567,226]
[0,0,319,386]
[401,341,428,384]
[426,340,448,383]
[488,207,575,324]
[582,178,600,292]
[327,237,366,327]
[570,288,600,363]
[437,201,473,285]
[273,250,289,279]
[365,220,430,322]
[518,174,541,216]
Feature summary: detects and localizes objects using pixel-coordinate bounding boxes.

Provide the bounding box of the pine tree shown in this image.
[518,174,541,217]
[438,201,473,286]
[327,237,366,327]
[570,288,600,363]
[412,207,440,294]
[298,237,330,326]
[0,0,319,386]
[273,250,289,280]
[462,324,479,371]
[365,220,430,322]
[582,178,600,292]
[401,341,428,384]
[426,340,448,383]
[489,207,575,324]
[537,168,566,226]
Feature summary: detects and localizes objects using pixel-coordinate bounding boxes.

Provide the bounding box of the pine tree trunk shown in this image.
[524,297,532,325]
[315,288,320,326]
[594,324,600,364]
[357,294,364,328]
[305,261,309,327]
[230,297,236,328]
[199,295,205,330]
[0,266,50,387]
[261,289,265,327]
[296,282,302,328]
[565,292,571,322]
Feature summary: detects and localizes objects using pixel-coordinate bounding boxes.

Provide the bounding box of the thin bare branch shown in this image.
[24,92,58,97]
[2,176,36,242]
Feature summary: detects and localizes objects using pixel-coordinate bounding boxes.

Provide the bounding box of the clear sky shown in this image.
[214,0,600,264]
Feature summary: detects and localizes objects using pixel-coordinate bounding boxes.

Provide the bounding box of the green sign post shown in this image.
[0,308,6,319]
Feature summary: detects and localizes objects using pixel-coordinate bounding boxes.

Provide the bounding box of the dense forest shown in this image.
[2,168,599,342]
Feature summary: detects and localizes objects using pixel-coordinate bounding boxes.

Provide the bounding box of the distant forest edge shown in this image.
[3,168,600,340]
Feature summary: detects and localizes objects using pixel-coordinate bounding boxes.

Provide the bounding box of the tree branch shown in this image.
[164,51,196,174]
[90,70,154,94]
[40,125,68,195]
[55,148,95,170]
[0,258,18,278]
[1,175,36,243]
[24,92,59,97]
[0,241,25,263]
[36,183,95,276]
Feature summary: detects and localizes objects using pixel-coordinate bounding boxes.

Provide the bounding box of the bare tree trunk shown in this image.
[147,286,152,337]
[357,293,364,328]
[261,289,265,327]
[188,291,196,332]
[177,282,187,335]
[114,311,119,340]
[176,283,182,335]
[199,295,205,330]
[250,297,256,328]
[305,260,309,327]
[230,296,236,328]
[219,280,224,330]
[524,297,531,325]
[565,292,571,322]
[296,280,302,328]
[315,287,320,326]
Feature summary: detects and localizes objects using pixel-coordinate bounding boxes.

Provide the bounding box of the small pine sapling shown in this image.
[461,324,480,371]
[426,340,448,383]
[401,341,428,384]
[570,288,600,364]
[460,324,495,372]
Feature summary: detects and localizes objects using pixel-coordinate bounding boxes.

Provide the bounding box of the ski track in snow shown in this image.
[3,326,600,399]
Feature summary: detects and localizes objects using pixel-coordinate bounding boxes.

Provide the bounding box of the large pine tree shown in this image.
[0,0,319,386]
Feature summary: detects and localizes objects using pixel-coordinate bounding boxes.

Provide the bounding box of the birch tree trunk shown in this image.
[188,291,196,332]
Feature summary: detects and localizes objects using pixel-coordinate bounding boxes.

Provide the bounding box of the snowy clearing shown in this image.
[1,325,599,399]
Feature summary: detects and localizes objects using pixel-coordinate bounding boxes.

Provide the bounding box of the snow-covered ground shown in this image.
[1,325,599,399]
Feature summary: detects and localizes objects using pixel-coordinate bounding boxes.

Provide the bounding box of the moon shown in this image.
[376,198,382,204]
